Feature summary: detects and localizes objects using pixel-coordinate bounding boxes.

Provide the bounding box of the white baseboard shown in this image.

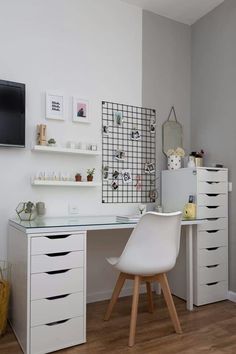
[228,291,236,303]
[87,284,147,304]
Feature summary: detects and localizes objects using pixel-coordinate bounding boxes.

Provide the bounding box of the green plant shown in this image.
[48,138,56,145]
[87,168,95,177]
[75,173,81,177]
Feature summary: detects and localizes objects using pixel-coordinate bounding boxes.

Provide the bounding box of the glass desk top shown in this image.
[9,215,203,231]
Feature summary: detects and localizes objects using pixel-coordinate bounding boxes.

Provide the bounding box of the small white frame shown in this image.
[46,92,65,121]
[72,97,90,123]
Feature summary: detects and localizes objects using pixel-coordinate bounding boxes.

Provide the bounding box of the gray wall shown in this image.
[191,0,236,291]
[142,10,191,201]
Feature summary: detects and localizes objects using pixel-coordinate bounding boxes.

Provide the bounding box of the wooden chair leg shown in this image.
[146,282,154,313]
[158,273,182,334]
[104,272,126,321]
[128,275,140,347]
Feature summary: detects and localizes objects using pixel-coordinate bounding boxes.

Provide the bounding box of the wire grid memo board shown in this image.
[102,101,157,204]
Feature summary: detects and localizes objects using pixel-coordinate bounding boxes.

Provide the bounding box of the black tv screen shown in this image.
[0,80,25,147]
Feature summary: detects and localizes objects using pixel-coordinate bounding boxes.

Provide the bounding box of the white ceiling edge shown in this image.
[120,0,225,25]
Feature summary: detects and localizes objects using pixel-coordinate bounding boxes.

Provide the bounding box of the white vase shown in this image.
[167,155,181,170]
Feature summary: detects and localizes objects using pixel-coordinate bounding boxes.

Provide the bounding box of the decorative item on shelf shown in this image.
[187,155,196,168]
[91,144,97,151]
[155,205,163,213]
[37,124,47,146]
[183,195,196,219]
[47,138,56,146]
[87,168,95,182]
[46,92,64,121]
[138,204,146,215]
[36,202,46,216]
[72,97,90,123]
[16,201,37,221]
[67,141,76,149]
[167,147,185,170]
[190,150,204,167]
[75,173,82,182]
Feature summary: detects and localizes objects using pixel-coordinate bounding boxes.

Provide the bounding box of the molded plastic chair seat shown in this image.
[104,211,183,347]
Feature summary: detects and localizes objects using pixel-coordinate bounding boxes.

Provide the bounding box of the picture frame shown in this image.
[113,111,123,126]
[122,169,132,184]
[72,97,90,123]
[46,92,65,121]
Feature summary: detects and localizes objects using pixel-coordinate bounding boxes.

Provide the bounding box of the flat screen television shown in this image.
[0,80,25,147]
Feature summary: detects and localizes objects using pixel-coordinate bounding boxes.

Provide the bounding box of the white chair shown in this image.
[104,211,183,347]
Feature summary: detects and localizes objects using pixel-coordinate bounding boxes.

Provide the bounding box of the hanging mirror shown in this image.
[162,106,183,156]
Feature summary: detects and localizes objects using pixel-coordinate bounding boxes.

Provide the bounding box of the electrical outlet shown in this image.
[228,182,232,192]
[68,204,79,215]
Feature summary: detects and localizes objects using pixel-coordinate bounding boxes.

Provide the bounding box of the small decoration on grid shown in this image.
[149,189,157,202]
[131,128,141,141]
[103,124,110,136]
[103,166,109,181]
[144,162,155,174]
[113,111,123,126]
[111,180,119,190]
[135,175,142,191]
[122,169,132,184]
[112,170,120,180]
[150,117,156,134]
[114,149,126,161]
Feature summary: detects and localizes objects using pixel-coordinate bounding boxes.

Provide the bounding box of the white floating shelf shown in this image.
[32,145,101,156]
[32,180,101,187]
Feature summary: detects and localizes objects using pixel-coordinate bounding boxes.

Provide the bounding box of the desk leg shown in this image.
[186,225,193,311]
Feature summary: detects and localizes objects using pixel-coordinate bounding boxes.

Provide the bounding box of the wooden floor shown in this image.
[1,294,236,354]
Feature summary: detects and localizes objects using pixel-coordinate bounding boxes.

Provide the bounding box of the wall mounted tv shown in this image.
[0,80,25,147]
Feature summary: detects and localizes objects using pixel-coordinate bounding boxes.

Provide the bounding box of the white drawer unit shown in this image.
[162,167,228,306]
[7,228,86,354]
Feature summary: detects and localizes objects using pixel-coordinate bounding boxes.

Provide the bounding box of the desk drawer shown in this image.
[197,182,228,194]
[31,233,85,255]
[197,169,227,182]
[197,194,227,206]
[197,205,227,219]
[198,264,227,284]
[31,316,84,354]
[198,230,228,249]
[31,251,84,273]
[198,218,227,231]
[195,281,227,306]
[198,247,227,266]
[31,268,83,300]
[31,292,84,327]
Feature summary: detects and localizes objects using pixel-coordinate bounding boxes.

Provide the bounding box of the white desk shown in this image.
[8,216,203,354]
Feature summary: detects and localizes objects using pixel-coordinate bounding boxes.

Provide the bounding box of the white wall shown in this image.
[142,10,191,201]
[0,0,142,299]
[191,0,236,292]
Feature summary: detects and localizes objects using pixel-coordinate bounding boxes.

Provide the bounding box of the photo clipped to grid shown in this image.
[102,101,157,204]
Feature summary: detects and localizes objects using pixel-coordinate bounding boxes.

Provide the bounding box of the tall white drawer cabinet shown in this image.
[162,167,228,306]
[7,224,86,354]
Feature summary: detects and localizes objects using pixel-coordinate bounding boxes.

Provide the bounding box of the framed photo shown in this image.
[114,111,123,126]
[122,169,132,184]
[131,129,141,141]
[73,97,90,123]
[114,149,126,161]
[46,92,65,120]
[144,162,155,174]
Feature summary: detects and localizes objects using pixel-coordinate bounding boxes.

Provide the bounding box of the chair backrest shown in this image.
[117,211,182,276]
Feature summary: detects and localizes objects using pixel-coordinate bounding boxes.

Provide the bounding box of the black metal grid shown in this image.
[102,101,157,204]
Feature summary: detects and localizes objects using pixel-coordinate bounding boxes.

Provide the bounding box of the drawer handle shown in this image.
[206,282,219,286]
[206,247,219,251]
[206,181,219,184]
[206,264,219,268]
[46,235,70,239]
[206,194,219,197]
[206,218,219,221]
[206,206,219,209]
[46,252,71,257]
[206,230,219,234]
[46,269,70,275]
[46,319,69,326]
[46,294,70,300]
